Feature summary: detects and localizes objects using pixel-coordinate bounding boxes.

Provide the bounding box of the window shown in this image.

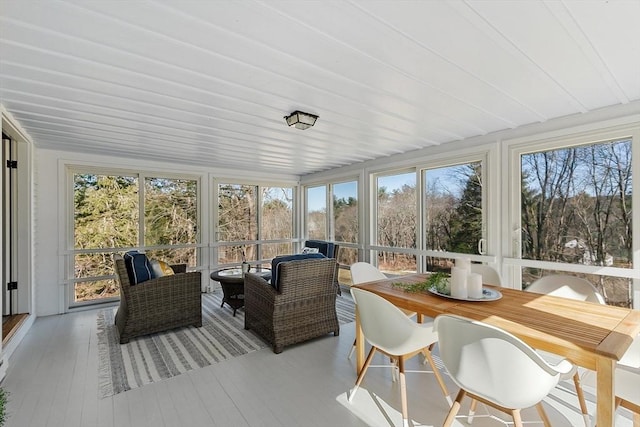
[306,185,327,240]
[517,137,633,307]
[333,180,359,267]
[216,182,294,265]
[144,177,198,265]
[71,171,199,306]
[303,180,359,282]
[423,162,484,273]
[261,186,294,259]
[424,162,482,254]
[375,171,417,274]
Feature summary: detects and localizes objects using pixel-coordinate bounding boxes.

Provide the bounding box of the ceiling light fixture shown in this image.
[284,110,318,130]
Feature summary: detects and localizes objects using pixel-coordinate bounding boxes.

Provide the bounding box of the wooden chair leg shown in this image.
[511,409,524,427]
[348,347,377,402]
[573,372,591,427]
[398,357,409,427]
[443,389,466,427]
[422,348,451,405]
[468,399,478,424]
[633,412,640,427]
[535,402,552,427]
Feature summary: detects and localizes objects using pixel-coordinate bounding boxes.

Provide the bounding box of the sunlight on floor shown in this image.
[336,353,634,427]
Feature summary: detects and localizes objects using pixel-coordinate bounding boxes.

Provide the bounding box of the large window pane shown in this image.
[333,181,358,243]
[218,184,258,242]
[73,173,138,302]
[72,172,200,306]
[145,177,198,246]
[216,183,294,266]
[376,172,416,248]
[74,174,138,249]
[307,185,327,240]
[520,138,633,307]
[521,139,632,268]
[261,187,293,240]
[424,162,482,254]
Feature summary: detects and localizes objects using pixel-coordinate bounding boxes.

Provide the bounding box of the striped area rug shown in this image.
[97,290,355,398]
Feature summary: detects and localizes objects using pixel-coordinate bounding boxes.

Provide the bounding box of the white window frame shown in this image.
[503,123,639,306]
[65,166,202,309]
[302,176,361,250]
[211,177,298,269]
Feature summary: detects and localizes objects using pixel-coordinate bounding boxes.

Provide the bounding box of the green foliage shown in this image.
[74,174,139,251]
[73,174,200,301]
[449,164,482,253]
[0,387,9,426]
[392,272,449,294]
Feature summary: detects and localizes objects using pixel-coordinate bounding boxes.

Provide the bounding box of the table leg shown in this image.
[355,309,365,374]
[596,356,616,427]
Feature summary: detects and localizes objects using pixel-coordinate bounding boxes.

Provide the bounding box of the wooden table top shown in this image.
[354,274,640,370]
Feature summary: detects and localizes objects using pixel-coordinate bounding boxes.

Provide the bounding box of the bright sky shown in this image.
[307,165,469,212]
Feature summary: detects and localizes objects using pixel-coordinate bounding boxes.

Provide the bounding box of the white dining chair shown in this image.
[526,274,606,427]
[470,263,502,286]
[434,314,577,427]
[526,274,606,304]
[347,262,417,360]
[347,288,451,427]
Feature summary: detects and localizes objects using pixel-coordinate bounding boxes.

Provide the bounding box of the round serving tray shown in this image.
[427,286,502,302]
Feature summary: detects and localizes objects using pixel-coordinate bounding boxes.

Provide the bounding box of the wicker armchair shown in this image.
[114,254,202,344]
[244,257,340,353]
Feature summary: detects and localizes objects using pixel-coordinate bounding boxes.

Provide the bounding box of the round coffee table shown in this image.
[210,267,272,316]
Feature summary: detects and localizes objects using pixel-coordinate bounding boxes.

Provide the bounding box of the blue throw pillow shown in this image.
[270,253,326,290]
[123,251,153,285]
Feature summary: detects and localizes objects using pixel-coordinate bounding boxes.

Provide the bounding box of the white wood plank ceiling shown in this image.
[1,0,639,176]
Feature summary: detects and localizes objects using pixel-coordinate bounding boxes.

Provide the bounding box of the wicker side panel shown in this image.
[244,258,339,353]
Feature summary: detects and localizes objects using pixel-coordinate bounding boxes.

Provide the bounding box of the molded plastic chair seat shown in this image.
[470,263,502,286]
[526,274,605,304]
[347,288,450,427]
[347,262,416,360]
[435,314,576,427]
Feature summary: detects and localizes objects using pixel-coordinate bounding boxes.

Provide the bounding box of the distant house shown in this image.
[564,239,614,266]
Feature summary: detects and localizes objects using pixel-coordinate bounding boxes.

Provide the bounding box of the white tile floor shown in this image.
[1,303,634,427]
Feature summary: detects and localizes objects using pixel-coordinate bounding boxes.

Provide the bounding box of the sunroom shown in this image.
[0,1,639,427]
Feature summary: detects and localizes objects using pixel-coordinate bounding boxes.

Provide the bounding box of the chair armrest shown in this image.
[244,273,277,303]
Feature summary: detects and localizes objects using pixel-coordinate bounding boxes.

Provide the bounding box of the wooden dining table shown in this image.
[352,274,640,427]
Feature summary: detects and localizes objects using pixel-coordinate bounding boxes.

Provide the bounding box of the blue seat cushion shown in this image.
[270,253,326,290]
[303,240,335,258]
[123,250,154,285]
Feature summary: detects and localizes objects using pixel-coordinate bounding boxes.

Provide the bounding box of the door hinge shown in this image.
[7,281,17,290]
[6,160,17,169]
